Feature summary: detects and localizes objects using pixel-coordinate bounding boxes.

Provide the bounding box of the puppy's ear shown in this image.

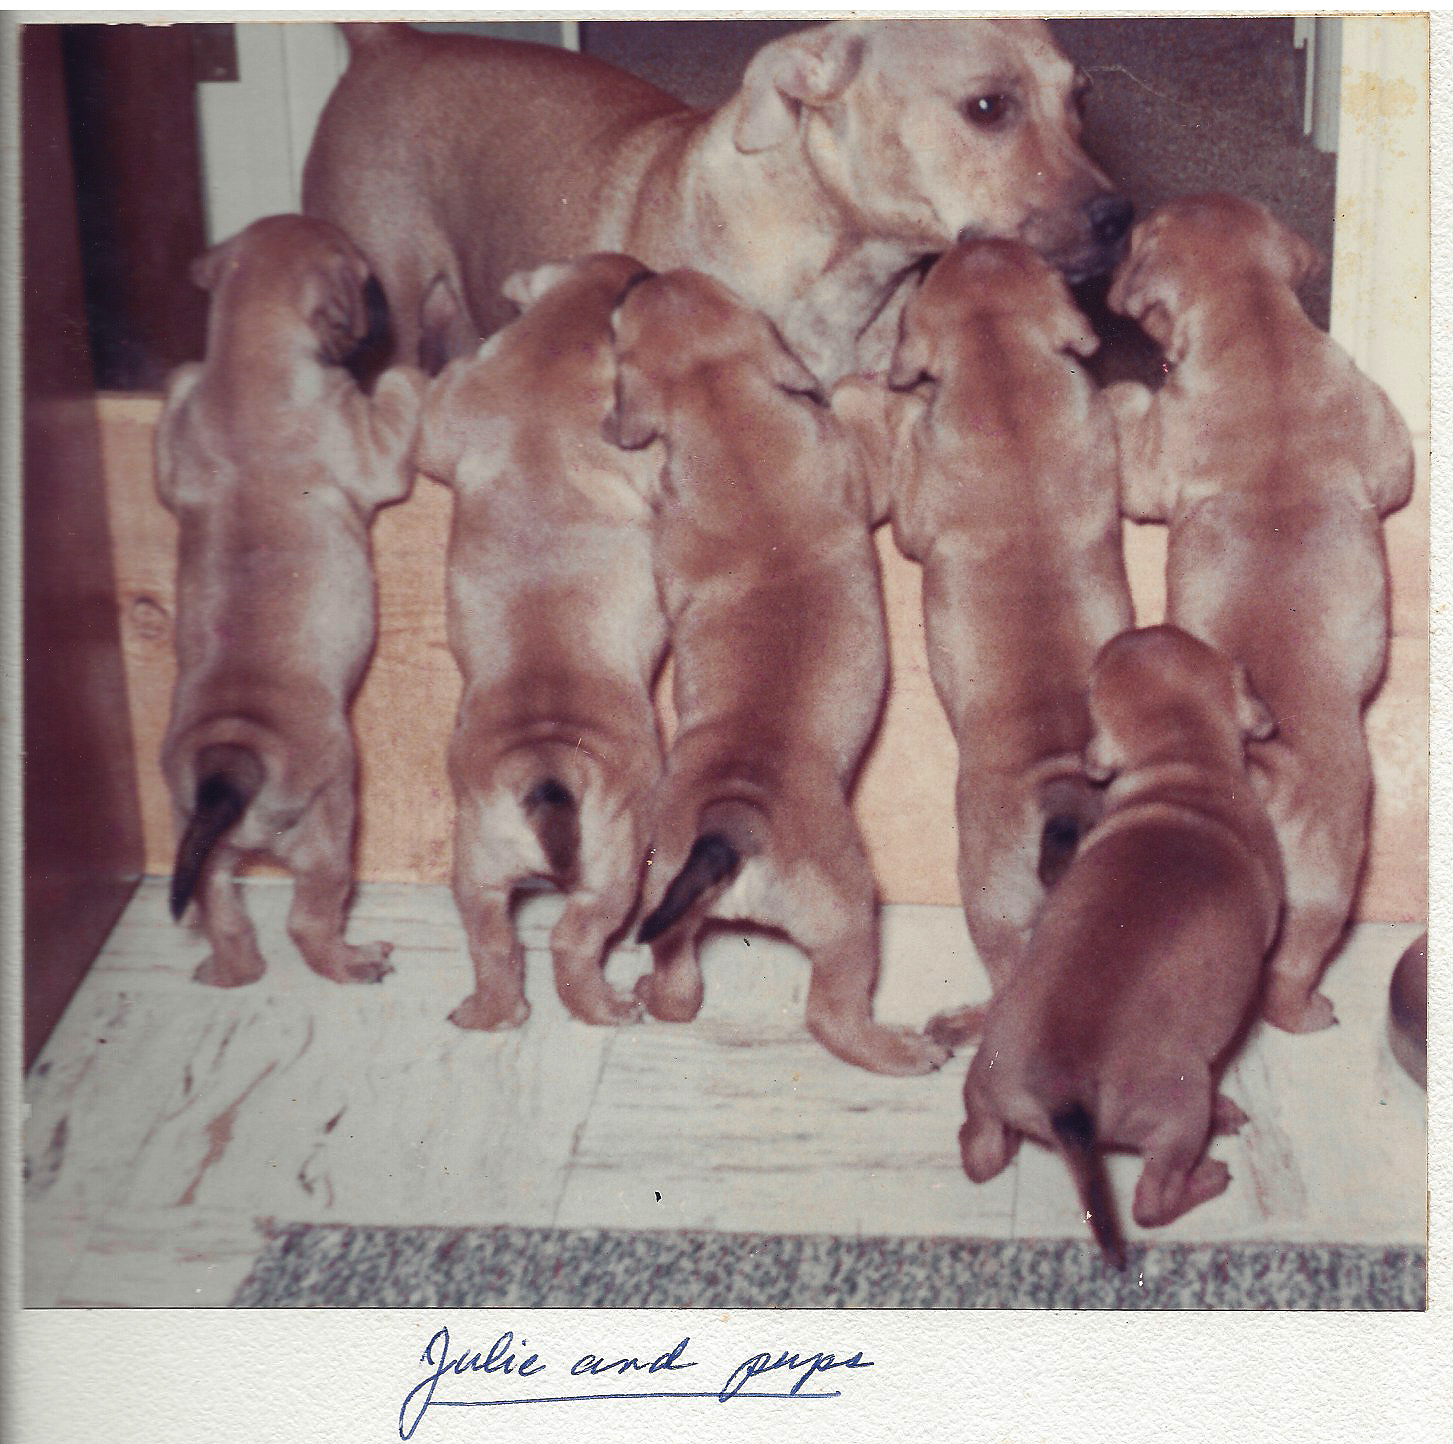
[603,361,662,451]
[1050,290,1100,359]
[734,24,865,153]
[501,259,575,313]
[312,253,369,364]
[1083,732,1119,784]
[1232,664,1277,742]
[1106,235,1183,361]
[1267,215,1325,290]
[189,239,234,292]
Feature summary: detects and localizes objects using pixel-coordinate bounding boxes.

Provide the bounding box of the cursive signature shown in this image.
[400,1327,872,1438]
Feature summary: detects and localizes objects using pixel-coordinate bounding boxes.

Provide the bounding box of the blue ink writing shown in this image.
[400,1328,545,1440]
[718,1348,875,1402]
[571,1336,697,1377]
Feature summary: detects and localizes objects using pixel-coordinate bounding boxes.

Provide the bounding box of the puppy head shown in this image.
[1084,625,1274,781]
[605,269,820,450]
[1107,194,1323,361]
[890,240,1098,389]
[191,214,374,364]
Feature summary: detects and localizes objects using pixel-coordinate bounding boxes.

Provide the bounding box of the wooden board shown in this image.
[97,393,1428,920]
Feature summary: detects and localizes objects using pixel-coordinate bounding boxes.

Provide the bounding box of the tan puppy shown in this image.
[1104,194,1414,1033]
[607,269,948,1075]
[958,626,1283,1264]
[158,214,423,986]
[880,240,1132,997]
[303,19,1131,384]
[415,253,667,1030]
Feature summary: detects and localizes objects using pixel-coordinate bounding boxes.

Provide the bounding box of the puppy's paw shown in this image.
[1211,1094,1250,1136]
[449,991,530,1032]
[926,1003,990,1053]
[193,953,266,989]
[633,970,704,1024]
[865,1026,952,1077]
[568,987,645,1027]
[1262,984,1338,1034]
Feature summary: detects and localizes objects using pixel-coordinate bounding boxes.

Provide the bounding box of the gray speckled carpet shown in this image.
[233,1225,1424,1311]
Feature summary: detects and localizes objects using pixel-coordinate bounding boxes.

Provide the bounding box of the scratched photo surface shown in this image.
[20,13,1427,1318]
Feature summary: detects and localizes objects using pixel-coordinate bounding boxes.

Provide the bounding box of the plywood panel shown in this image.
[97,394,1426,921]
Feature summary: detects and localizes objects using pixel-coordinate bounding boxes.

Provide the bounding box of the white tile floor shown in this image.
[23,879,1426,1306]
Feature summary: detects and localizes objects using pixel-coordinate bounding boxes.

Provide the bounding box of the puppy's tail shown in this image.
[523,778,581,885]
[1037,775,1104,888]
[636,798,763,945]
[170,744,265,921]
[1050,1101,1126,1270]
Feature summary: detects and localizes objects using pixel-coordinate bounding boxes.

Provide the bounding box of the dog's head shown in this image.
[1084,625,1275,783]
[605,269,822,452]
[734,19,1133,284]
[191,214,377,365]
[888,239,1099,391]
[1106,194,1324,362]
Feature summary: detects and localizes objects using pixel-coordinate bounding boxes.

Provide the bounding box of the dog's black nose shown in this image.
[1088,194,1135,247]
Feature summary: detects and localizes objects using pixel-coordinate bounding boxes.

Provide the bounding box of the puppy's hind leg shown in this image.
[192,847,268,988]
[551,857,644,1027]
[1129,1077,1228,1229]
[448,803,529,1030]
[799,828,951,1076]
[281,779,394,985]
[635,930,706,1024]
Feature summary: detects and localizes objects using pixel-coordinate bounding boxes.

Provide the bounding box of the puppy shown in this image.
[304,19,1131,383]
[880,240,1132,999]
[415,253,667,1030]
[1104,193,1415,1033]
[607,269,948,1075]
[158,214,423,986]
[957,626,1283,1264]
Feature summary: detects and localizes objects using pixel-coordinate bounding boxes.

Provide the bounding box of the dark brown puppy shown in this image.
[1104,193,1414,1034]
[956,626,1283,1263]
[415,253,667,1031]
[879,240,1132,1000]
[608,269,948,1075]
[303,19,1130,383]
[159,214,423,986]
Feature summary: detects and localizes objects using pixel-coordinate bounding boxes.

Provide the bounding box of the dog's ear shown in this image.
[1082,732,1119,785]
[1048,285,1100,359]
[189,239,235,292]
[1232,663,1277,742]
[735,24,866,154]
[1266,215,1325,291]
[603,360,663,451]
[501,259,576,313]
[1106,235,1183,361]
[311,253,370,364]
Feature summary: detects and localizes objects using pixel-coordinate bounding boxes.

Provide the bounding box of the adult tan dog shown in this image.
[878,240,1132,997]
[607,269,948,1075]
[303,19,1132,384]
[1104,193,1414,1034]
[415,253,667,1030]
[159,215,423,986]
[955,626,1283,1265]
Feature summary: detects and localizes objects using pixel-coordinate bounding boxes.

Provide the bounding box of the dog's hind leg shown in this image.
[192,847,268,988]
[799,830,951,1076]
[1129,1078,1227,1229]
[635,930,706,1023]
[551,869,645,1027]
[281,778,394,985]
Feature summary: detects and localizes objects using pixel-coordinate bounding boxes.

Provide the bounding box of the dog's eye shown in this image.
[962,93,1011,128]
